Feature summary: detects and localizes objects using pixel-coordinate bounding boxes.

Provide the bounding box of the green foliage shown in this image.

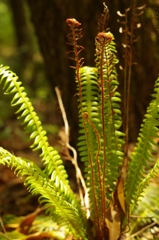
[0,3,159,240]
[77,66,101,222]
[130,182,159,237]
[95,32,124,202]
[0,66,88,239]
[126,77,159,213]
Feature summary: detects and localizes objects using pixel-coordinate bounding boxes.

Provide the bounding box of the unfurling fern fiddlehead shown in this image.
[66,18,104,236]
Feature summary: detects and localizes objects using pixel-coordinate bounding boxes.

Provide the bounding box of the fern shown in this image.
[126,76,159,212]
[66,3,159,239]
[66,9,125,236]
[0,66,70,189]
[77,66,104,232]
[0,148,84,235]
[129,182,159,239]
[1,2,159,240]
[0,66,89,239]
[95,31,125,202]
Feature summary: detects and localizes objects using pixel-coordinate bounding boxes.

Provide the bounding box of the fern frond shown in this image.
[130,182,159,235]
[76,33,124,237]
[126,76,159,211]
[95,32,124,205]
[0,66,92,239]
[98,2,109,33]
[0,147,88,239]
[66,18,84,70]
[130,160,159,215]
[66,19,100,236]
[0,65,71,197]
[77,66,104,234]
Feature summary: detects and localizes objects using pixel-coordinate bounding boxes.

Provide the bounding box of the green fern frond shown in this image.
[95,32,124,203]
[0,65,92,238]
[0,147,88,239]
[76,33,125,236]
[130,182,159,237]
[126,76,159,210]
[0,65,71,197]
[130,158,159,214]
[77,66,103,228]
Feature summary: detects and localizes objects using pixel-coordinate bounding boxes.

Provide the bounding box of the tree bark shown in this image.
[26,0,106,147]
[8,0,33,55]
[26,0,158,144]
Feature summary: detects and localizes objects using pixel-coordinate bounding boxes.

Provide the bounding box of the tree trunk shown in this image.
[26,0,106,147]
[26,0,158,144]
[8,0,33,57]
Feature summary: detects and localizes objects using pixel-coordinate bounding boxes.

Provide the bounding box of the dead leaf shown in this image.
[18,208,42,234]
[117,176,126,215]
[105,199,121,240]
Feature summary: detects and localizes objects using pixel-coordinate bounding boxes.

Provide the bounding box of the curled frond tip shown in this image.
[66,18,81,27]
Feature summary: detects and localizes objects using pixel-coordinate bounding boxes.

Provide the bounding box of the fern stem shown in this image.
[83,113,104,212]
[88,118,103,201]
[83,118,102,232]
[123,9,128,136]
[99,34,108,232]
[96,32,116,236]
[125,3,137,225]
[66,19,100,234]
[125,0,137,157]
[107,80,118,150]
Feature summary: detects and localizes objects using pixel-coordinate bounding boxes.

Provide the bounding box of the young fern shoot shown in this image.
[66,19,105,237]
[95,31,114,232]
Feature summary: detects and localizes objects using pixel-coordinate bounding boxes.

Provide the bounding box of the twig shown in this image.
[55,87,89,213]
[125,221,156,240]
[0,215,10,240]
[0,216,6,234]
